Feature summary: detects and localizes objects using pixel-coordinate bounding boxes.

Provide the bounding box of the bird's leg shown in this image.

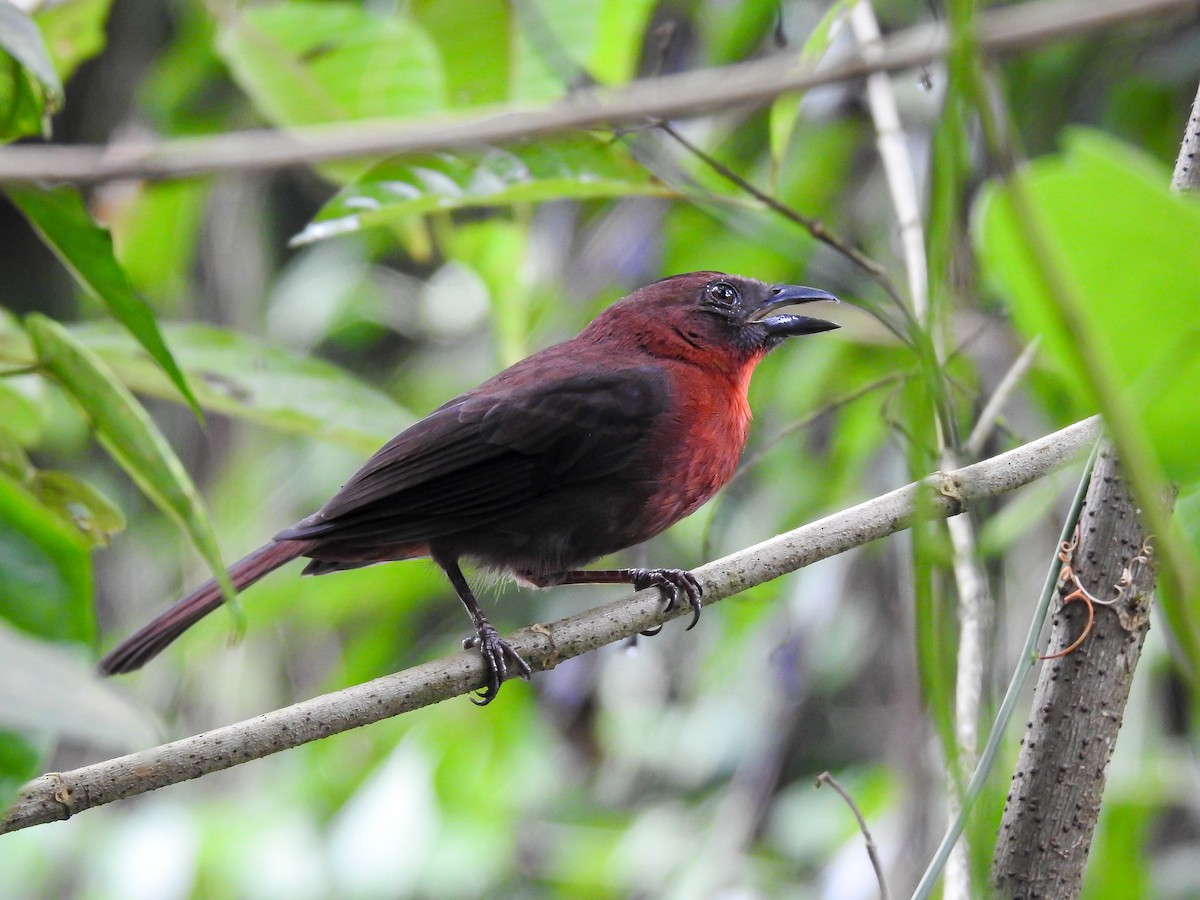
[437,555,532,705]
[533,568,704,635]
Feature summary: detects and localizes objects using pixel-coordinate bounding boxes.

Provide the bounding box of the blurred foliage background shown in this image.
[1,0,1199,897]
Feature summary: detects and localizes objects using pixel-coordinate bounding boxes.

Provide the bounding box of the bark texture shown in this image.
[992,447,1169,897]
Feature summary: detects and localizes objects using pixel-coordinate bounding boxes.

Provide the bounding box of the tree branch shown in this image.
[991,448,1171,895]
[0,416,1100,834]
[816,772,891,900]
[0,0,1191,184]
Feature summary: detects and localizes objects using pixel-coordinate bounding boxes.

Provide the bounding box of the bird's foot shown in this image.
[627,567,704,635]
[463,622,532,705]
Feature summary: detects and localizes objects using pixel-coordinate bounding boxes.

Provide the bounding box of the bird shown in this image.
[99,272,838,703]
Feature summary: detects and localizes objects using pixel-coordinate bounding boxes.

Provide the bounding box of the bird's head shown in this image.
[582,272,839,363]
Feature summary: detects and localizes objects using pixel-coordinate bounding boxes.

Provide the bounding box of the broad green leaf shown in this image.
[0,622,158,748]
[413,0,510,107]
[5,185,203,420]
[0,1,62,138]
[294,138,674,246]
[73,321,410,454]
[0,470,92,644]
[36,0,112,82]
[217,2,445,126]
[24,315,233,604]
[976,130,1200,486]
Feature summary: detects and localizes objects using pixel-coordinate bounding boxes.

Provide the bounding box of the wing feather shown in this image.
[277,366,670,546]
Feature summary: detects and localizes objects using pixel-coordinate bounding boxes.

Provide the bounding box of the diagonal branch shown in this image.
[0,0,1191,184]
[1,416,1100,835]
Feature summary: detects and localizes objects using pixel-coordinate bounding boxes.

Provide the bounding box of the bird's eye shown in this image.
[706,282,740,305]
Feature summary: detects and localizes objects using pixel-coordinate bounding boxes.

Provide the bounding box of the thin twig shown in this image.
[965,337,1041,457]
[1,416,1101,834]
[0,0,1189,184]
[849,0,929,322]
[660,123,910,319]
[816,772,891,900]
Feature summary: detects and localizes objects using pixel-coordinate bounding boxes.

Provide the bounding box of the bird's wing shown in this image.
[277,366,670,542]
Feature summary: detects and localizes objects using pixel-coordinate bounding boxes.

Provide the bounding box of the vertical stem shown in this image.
[991,449,1171,895]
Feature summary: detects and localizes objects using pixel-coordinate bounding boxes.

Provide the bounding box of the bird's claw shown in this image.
[628,567,704,633]
[463,623,532,705]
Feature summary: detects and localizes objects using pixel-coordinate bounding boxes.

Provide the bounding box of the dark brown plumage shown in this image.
[100,272,838,702]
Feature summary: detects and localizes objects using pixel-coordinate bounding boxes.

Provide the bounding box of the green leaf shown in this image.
[976,130,1200,487]
[33,471,125,548]
[0,470,92,645]
[294,138,674,246]
[24,315,233,604]
[413,0,510,107]
[35,0,113,83]
[590,0,656,85]
[0,1,62,138]
[0,51,46,141]
[217,2,445,125]
[5,185,204,420]
[0,378,45,447]
[73,321,411,454]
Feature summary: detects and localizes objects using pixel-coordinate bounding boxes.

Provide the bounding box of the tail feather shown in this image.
[99,541,310,675]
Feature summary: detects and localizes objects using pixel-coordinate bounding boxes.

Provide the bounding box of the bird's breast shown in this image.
[637,367,754,537]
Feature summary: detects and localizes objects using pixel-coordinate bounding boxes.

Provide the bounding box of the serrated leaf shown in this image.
[24,315,234,605]
[5,185,204,420]
[294,139,674,246]
[0,1,62,139]
[73,321,410,454]
[0,469,92,645]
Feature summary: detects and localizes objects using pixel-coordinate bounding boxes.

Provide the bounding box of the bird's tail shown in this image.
[99,540,311,675]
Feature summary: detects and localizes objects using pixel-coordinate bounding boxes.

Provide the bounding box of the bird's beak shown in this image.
[746,284,840,337]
